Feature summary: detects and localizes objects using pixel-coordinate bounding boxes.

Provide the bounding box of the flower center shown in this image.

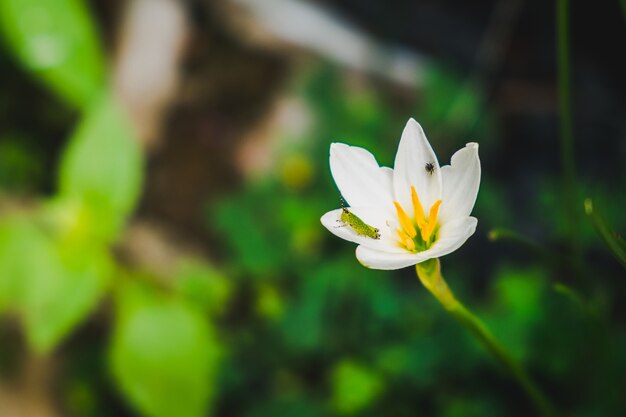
[393,186,442,252]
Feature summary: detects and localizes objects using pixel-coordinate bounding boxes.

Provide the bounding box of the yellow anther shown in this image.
[397,229,416,252]
[394,201,417,238]
[411,186,426,229]
[395,188,443,251]
[421,199,442,242]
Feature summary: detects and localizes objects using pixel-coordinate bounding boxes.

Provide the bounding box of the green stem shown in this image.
[584,198,626,269]
[416,259,557,417]
[488,227,547,256]
[557,0,580,260]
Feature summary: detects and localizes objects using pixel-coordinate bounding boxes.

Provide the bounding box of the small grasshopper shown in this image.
[336,200,381,239]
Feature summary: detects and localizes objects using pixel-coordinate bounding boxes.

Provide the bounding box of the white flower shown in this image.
[321,118,480,270]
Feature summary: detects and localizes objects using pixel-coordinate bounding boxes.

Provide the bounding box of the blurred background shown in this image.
[0,0,625,416]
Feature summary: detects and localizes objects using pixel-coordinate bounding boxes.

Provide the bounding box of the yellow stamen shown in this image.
[397,229,416,251]
[411,186,426,229]
[394,201,417,238]
[421,199,442,242]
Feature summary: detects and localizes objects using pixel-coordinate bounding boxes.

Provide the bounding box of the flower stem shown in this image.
[584,198,626,270]
[488,227,546,256]
[416,259,557,417]
[556,0,581,266]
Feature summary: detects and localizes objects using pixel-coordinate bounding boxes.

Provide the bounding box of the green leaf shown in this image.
[212,192,286,275]
[421,63,489,137]
[174,260,232,315]
[330,360,383,415]
[58,93,143,241]
[23,243,112,353]
[484,267,546,361]
[110,281,221,417]
[0,216,112,352]
[0,217,38,311]
[0,0,105,108]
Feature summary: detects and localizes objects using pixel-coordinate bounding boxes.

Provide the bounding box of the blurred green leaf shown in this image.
[212,184,290,275]
[24,246,111,353]
[58,93,143,242]
[0,0,105,108]
[110,280,221,417]
[175,259,232,315]
[0,215,112,352]
[421,63,490,139]
[255,282,285,321]
[0,217,38,311]
[375,340,442,388]
[484,267,546,360]
[330,360,383,415]
[280,260,354,351]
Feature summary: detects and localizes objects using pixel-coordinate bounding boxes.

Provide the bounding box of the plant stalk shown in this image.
[557,0,580,262]
[416,259,557,417]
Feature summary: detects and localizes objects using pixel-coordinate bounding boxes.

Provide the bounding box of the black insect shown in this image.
[425,162,435,175]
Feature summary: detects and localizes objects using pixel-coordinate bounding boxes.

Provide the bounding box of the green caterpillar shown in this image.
[339,207,381,239]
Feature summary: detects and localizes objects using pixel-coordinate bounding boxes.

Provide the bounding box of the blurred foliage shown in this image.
[0,2,625,417]
[110,279,221,417]
[331,361,383,414]
[0,135,44,190]
[0,215,112,352]
[208,64,626,417]
[0,2,227,417]
[57,93,143,242]
[0,0,104,108]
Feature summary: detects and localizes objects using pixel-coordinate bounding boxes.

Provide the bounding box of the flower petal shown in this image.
[393,119,442,213]
[330,143,394,215]
[439,143,481,223]
[356,246,428,270]
[355,216,477,270]
[421,216,478,259]
[320,207,406,253]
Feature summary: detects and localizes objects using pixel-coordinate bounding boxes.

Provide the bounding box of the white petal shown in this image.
[330,143,394,216]
[393,119,442,212]
[420,216,478,259]
[355,216,477,270]
[356,246,428,270]
[320,207,406,253]
[439,143,481,223]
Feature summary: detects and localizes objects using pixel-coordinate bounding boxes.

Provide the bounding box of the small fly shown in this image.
[425,162,435,175]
